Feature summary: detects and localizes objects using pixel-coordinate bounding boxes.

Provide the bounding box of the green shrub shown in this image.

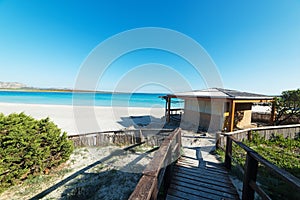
[0,113,74,192]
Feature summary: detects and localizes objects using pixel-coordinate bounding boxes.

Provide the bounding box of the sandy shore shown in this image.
[0,103,165,135]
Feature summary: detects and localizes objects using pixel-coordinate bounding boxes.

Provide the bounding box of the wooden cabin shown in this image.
[163,88,274,132]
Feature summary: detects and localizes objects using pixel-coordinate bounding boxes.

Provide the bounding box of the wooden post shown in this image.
[216,131,221,149]
[178,130,182,151]
[270,100,276,125]
[162,144,173,199]
[164,97,168,115]
[247,130,252,142]
[167,97,171,123]
[138,129,144,143]
[225,136,232,170]
[242,153,258,200]
[229,100,236,132]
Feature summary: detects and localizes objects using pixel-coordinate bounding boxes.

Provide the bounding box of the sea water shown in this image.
[0,91,184,108]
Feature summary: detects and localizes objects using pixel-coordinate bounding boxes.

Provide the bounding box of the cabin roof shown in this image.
[165,88,273,100]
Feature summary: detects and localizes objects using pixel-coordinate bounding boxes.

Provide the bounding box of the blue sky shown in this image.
[0,0,299,95]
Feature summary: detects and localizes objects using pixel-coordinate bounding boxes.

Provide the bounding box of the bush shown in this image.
[0,113,74,192]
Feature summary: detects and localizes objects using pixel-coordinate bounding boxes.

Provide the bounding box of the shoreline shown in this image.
[0,88,167,95]
[0,102,166,135]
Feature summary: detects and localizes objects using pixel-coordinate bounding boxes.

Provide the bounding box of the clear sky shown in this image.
[0,0,299,95]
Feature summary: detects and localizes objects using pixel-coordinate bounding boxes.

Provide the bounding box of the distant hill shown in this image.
[0,81,27,89]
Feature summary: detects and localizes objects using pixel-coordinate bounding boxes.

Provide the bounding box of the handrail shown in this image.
[223,134,300,200]
[129,128,182,200]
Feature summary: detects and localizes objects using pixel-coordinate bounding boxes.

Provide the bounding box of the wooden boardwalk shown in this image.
[167,155,239,200]
[129,130,240,200]
[166,131,240,200]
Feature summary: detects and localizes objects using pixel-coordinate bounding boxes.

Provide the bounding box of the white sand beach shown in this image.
[0,103,165,135]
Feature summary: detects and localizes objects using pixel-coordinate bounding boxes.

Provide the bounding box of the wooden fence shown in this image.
[220,126,300,200]
[68,129,174,147]
[217,124,300,149]
[129,128,182,200]
[252,112,300,124]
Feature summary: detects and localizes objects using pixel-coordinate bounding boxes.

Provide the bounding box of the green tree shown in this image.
[274,89,300,125]
[0,113,74,192]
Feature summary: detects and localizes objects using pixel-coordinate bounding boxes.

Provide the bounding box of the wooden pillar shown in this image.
[270,100,276,125]
[224,136,232,170]
[167,97,171,123]
[229,100,236,132]
[164,97,168,115]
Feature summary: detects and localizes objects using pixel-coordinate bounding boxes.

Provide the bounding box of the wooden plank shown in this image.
[175,162,200,169]
[204,163,230,173]
[176,160,199,167]
[204,160,225,169]
[178,158,199,164]
[167,188,207,200]
[173,167,232,185]
[173,169,237,189]
[179,157,199,162]
[172,173,238,196]
[174,165,229,179]
[169,184,231,200]
[180,155,199,161]
[175,163,229,177]
[166,194,188,200]
[177,162,229,177]
[202,165,229,174]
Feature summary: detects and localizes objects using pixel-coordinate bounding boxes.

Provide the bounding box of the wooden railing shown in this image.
[129,128,182,200]
[223,134,300,200]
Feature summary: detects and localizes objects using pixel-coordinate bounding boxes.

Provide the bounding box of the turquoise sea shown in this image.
[0,91,183,108]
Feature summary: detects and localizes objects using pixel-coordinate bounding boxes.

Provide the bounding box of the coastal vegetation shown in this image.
[0,113,74,193]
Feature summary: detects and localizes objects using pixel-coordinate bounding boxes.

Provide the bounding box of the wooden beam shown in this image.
[229,100,235,132]
[232,99,273,103]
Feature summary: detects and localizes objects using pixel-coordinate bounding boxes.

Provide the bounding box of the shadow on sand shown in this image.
[117,115,181,131]
[30,144,157,200]
[117,115,163,128]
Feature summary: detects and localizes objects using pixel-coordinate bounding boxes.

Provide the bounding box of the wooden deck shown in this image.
[167,154,239,200]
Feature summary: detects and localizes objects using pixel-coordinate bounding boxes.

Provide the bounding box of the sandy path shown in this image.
[0,103,165,135]
[1,144,156,200]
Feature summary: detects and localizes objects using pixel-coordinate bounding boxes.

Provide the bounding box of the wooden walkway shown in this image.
[129,129,240,200]
[166,143,240,200]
